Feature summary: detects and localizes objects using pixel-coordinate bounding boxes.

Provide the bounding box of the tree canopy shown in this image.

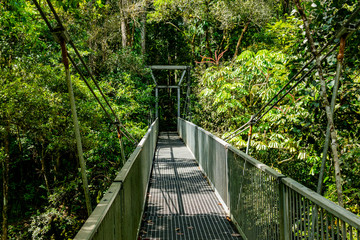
[1,0,360,238]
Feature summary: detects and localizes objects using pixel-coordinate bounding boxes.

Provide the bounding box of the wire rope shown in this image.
[254,43,338,123]
[45,0,137,144]
[31,0,137,144]
[225,12,360,141]
[253,6,360,123]
[224,119,252,141]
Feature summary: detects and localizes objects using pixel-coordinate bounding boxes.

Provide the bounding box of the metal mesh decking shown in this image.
[139,132,241,240]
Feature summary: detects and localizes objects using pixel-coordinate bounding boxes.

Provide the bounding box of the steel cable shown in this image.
[255,43,338,123]
[225,125,251,142]
[225,17,358,141]
[45,0,137,144]
[68,55,113,122]
[224,120,251,141]
[32,0,137,144]
[31,0,53,31]
[254,17,360,124]
[253,6,360,123]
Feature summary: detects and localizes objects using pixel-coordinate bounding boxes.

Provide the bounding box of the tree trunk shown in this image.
[16,125,22,152]
[60,39,92,216]
[130,20,135,47]
[233,20,250,60]
[218,29,227,53]
[53,154,61,182]
[205,29,213,59]
[294,0,344,207]
[141,1,147,55]
[191,33,196,62]
[2,123,10,240]
[41,142,50,195]
[120,0,128,47]
[282,0,290,17]
[317,36,346,195]
[203,0,212,58]
[88,40,94,74]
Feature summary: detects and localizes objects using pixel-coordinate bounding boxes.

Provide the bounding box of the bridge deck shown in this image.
[139,132,241,239]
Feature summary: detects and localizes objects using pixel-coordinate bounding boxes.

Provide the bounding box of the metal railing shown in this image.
[74,119,158,240]
[178,118,360,240]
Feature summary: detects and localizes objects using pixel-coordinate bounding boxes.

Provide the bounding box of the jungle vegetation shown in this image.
[1,0,359,238]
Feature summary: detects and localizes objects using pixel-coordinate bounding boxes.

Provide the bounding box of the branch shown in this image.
[277,155,295,165]
[165,22,191,43]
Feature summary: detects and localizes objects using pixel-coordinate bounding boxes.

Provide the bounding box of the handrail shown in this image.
[75,119,158,240]
[74,183,122,240]
[178,118,360,240]
[226,144,285,179]
[283,177,360,230]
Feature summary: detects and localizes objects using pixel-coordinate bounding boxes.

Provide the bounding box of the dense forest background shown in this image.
[1,0,360,238]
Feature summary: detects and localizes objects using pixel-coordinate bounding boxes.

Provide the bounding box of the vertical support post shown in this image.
[187,66,191,121]
[183,87,190,119]
[279,178,289,240]
[246,115,255,155]
[184,66,191,120]
[155,87,158,119]
[177,86,180,119]
[246,125,252,155]
[116,124,126,164]
[317,35,346,194]
[60,39,92,216]
[149,109,152,126]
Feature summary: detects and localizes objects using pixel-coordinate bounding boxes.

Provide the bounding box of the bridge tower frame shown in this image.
[147,65,191,120]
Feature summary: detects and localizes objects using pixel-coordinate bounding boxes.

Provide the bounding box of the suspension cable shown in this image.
[68,55,113,121]
[31,0,53,30]
[226,17,359,142]
[32,0,137,144]
[255,44,338,124]
[224,119,252,141]
[253,40,338,121]
[254,21,360,125]
[45,0,137,144]
[252,8,360,122]
[226,50,327,142]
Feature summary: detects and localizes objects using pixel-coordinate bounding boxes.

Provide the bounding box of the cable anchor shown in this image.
[51,26,70,44]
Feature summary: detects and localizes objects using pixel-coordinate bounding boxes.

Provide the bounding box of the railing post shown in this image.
[279,177,290,240]
[116,124,126,164]
[57,29,92,216]
[155,87,158,119]
[177,86,180,118]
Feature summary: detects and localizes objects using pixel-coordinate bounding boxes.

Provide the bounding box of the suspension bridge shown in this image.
[27,0,360,239]
[74,117,360,240]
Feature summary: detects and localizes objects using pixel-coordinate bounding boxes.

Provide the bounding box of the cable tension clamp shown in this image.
[51,26,70,44]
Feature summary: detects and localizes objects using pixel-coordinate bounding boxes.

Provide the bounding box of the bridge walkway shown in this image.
[139,132,241,239]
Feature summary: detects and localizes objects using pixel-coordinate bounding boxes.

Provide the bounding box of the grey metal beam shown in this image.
[149,65,188,70]
[178,70,187,86]
[150,70,157,85]
[156,85,180,89]
[155,88,158,119]
[177,87,180,118]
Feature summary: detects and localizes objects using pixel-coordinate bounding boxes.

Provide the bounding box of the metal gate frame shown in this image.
[147,65,191,119]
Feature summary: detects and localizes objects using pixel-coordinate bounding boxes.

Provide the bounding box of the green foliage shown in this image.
[195,49,290,130]
[266,16,303,54]
[0,0,154,237]
[2,0,360,238]
[28,185,81,240]
[192,0,360,216]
